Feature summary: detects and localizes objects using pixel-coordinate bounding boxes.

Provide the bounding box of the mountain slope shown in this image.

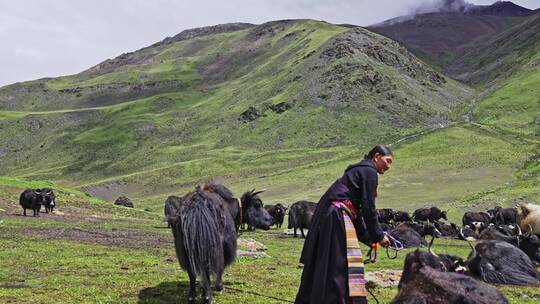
[369,1,538,85]
[0,20,472,198]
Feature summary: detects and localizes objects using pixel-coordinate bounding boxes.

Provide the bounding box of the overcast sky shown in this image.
[1,0,538,87]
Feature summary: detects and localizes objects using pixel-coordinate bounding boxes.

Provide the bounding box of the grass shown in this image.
[472,60,540,137]
[1,180,539,304]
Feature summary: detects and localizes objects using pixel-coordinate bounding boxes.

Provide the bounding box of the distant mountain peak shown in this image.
[470,1,532,16]
[403,0,532,18]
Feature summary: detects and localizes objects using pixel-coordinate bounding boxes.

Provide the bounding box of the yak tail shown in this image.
[288,210,296,229]
[181,198,223,288]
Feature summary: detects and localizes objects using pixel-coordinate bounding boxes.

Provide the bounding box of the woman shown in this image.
[295,145,393,304]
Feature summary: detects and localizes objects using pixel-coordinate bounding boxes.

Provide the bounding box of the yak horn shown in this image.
[516,225,522,236]
[459,228,476,242]
[528,224,534,234]
[428,235,438,257]
[252,189,267,196]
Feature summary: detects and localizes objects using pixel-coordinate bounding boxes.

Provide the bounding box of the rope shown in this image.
[365,233,404,263]
[366,285,380,304]
[224,286,294,303]
[385,234,404,259]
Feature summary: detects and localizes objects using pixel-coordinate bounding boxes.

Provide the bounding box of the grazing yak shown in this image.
[467,240,540,286]
[164,195,183,228]
[520,203,540,235]
[19,189,46,217]
[240,189,273,231]
[391,250,508,304]
[169,183,237,304]
[388,222,441,248]
[412,207,447,222]
[288,200,316,238]
[41,188,56,213]
[393,210,412,222]
[264,203,287,229]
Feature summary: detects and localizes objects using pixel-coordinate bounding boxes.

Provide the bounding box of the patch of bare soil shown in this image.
[15,227,174,249]
[366,269,402,288]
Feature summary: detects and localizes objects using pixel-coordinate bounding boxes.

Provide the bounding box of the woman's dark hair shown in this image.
[364,145,393,159]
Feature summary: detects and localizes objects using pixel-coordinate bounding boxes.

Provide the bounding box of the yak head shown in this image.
[241,189,273,231]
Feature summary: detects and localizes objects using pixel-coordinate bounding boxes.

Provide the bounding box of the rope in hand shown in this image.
[365,232,404,264]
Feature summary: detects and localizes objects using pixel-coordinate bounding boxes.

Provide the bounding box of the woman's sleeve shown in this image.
[349,170,384,243]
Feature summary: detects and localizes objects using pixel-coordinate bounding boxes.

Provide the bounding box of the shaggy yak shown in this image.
[19,189,46,216]
[488,206,517,225]
[391,249,508,304]
[288,200,317,238]
[463,211,491,231]
[169,183,237,304]
[388,222,442,248]
[412,207,447,222]
[466,240,540,286]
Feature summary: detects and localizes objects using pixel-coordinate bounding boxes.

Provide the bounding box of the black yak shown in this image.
[19,189,45,217]
[393,210,411,222]
[164,195,183,228]
[240,189,273,231]
[169,183,237,304]
[264,203,287,229]
[463,211,491,231]
[388,222,441,248]
[466,240,540,286]
[488,206,517,225]
[412,207,447,222]
[41,188,56,213]
[288,200,316,238]
[377,208,395,224]
[391,249,508,304]
[434,221,459,237]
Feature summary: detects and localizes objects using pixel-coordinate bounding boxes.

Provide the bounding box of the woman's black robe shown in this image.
[295,159,384,304]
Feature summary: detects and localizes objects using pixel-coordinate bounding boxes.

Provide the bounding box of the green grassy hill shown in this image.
[0,19,473,207]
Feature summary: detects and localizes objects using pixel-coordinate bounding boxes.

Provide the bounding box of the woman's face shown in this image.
[373,153,393,174]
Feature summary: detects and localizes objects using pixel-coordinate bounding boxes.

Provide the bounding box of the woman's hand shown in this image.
[379,234,390,248]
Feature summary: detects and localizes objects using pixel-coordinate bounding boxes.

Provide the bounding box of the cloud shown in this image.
[0,0,538,86]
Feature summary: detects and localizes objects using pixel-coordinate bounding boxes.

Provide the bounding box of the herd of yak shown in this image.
[18,184,540,304]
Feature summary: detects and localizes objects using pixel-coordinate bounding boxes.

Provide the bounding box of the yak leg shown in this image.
[301,227,306,238]
[215,269,223,291]
[23,208,27,216]
[201,269,212,304]
[187,268,197,304]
